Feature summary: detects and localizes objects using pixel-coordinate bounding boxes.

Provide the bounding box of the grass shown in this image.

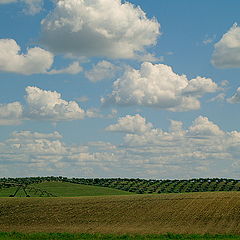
[0,232,240,240]
[0,192,240,235]
[0,182,134,197]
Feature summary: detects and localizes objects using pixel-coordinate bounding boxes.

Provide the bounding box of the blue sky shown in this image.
[0,0,240,179]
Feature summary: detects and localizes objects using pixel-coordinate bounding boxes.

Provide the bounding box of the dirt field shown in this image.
[0,192,240,235]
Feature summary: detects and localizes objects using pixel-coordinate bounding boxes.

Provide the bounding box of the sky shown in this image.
[0,0,240,179]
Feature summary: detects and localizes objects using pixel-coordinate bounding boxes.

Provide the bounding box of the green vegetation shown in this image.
[0,182,133,197]
[1,176,239,195]
[31,182,134,197]
[0,232,240,240]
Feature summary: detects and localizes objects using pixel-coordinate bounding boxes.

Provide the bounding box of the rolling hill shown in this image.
[1,177,239,195]
[0,182,133,197]
[0,191,239,235]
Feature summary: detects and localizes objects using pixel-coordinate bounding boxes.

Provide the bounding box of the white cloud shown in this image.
[0,39,83,75]
[103,114,240,178]
[102,62,218,112]
[22,0,43,15]
[188,116,224,136]
[47,61,83,75]
[169,120,184,136]
[41,0,160,59]
[0,39,53,75]
[85,61,119,82]
[0,86,117,125]
[105,114,153,133]
[212,23,240,68]
[227,87,240,103]
[1,115,240,178]
[11,131,62,139]
[0,102,23,125]
[182,77,218,96]
[208,93,226,102]
[4,131,67,156]
[25,86,85,121]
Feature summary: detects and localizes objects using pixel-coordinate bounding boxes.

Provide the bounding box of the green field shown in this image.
[0,232,240,240]
[0,182,133,197]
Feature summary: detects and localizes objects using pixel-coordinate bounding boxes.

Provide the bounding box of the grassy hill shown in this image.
[1,177,240,195]
[0,191,240,235]
[0,182,133,197]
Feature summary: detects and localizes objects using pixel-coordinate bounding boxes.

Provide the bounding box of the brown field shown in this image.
[0,191,240,235]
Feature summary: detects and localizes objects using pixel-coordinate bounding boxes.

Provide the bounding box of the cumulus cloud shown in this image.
[105,114,153,133]
[5,131,67,156]
[106,114,240,178]
[0,39,83,75]
[0,130,117,177]
[169,120,184,136]
[47,61,83,75]
[102,62,218,111]
[108,115,227,147]
[212,23,240,68]
[25,86,85,121]
[0,87,87,125]
[1,115,240,178]
[41,0,160,59]
[85,61,119,82]
[0,39,53,75]
[0,102,23,125]
[188,116,224,136]
[0,86,118,125]
[227,87,240,103]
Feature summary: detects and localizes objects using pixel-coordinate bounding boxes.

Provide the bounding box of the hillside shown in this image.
[0,182,133,197]
[1,177,240,195]
[0,192,240,235]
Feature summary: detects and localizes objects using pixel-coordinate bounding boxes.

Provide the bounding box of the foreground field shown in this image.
[0,182,133,197]
[0,192,240,235]
[0,232,240,240]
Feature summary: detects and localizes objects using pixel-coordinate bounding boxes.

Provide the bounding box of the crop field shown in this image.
[0,192,240,235]
[0,182,133,197]
[1,232,240,240]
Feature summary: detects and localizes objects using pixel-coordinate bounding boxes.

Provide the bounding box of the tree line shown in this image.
[0,176,239,194]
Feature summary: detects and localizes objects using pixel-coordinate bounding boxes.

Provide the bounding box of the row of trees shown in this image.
[67,178,240,194]
[1,176,239,194]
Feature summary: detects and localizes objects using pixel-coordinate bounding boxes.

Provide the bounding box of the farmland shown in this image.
[0,181,133,197]
[1,232,240,240]
[0,192,240,235]
[1,178,240,239]
[1,177,240,195]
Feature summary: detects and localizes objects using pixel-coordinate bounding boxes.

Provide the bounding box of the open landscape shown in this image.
[1,191,240,235]
[1,0,240,239]
[0,178,240,239]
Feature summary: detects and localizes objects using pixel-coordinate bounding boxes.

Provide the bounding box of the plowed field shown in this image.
[0,192,239,235]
